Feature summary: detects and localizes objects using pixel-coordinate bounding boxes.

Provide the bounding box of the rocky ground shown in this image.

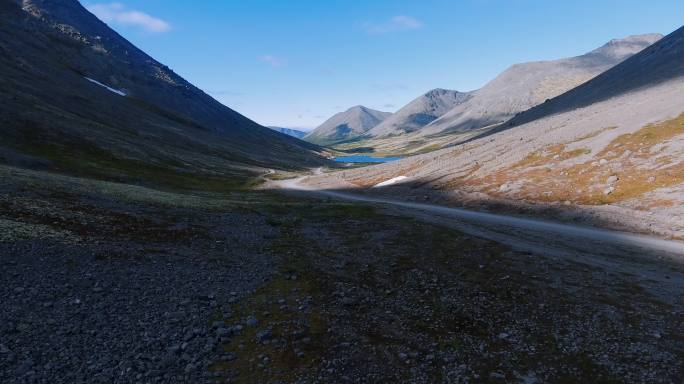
[1,165,683,383]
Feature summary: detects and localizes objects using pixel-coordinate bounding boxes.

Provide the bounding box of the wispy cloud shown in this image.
[87,3,171,33]
[259,55,286,68]
[383,103,396,109]
[361,15,423,35]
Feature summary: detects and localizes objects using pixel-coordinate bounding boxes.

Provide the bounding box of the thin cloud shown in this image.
[259,55,286,68]
[87,3,171,33]
[383,104,396,109]
[361,15,423,35]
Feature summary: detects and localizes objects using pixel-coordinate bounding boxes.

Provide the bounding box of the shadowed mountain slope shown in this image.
[0,0,327,186]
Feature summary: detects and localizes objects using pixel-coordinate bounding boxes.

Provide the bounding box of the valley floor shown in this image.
[1,165,683,383]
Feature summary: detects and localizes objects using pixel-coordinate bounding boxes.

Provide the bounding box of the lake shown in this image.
[333,155,403,163]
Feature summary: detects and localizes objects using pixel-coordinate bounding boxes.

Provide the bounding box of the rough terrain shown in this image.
[2,164,683,383]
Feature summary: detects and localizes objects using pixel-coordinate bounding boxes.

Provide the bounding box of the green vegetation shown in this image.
[12,139,263,193]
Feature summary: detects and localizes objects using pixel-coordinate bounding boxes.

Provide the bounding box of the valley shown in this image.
[2,1,683,383]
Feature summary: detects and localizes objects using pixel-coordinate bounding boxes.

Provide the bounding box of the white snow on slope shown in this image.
[84,77,127,96]
[373,176,407,188]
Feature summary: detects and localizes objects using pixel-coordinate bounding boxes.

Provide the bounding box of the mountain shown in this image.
[304,106,392,145]
[506,32,684,128]
[303,26,684,238]
[419,34,663,137]
[365,89,471,138]
[268,127,308,139]
[0,0,326,187]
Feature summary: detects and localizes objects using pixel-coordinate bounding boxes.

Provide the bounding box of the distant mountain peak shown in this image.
[365,89,471,137]
[424,88,458,97]
[589,33,663,60]
[419,33,662,137]
[304,106,391,145]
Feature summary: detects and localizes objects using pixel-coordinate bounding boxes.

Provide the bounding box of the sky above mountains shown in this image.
[83,0,684,129]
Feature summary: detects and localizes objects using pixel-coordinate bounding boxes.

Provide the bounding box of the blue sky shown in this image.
[84,1,684,129]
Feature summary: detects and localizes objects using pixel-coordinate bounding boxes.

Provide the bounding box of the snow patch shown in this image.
[373,176,408,188]
[84,77,127,97]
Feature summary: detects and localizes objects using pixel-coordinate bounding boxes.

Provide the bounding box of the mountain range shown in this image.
[420,33,663,137]
[303,26,684,238]
[311,34,663,155]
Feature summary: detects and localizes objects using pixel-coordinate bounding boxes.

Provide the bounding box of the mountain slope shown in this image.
[366,89,471,138]
[0,0,326,187]
[419,34,662,137]
[304,106,391,145]
[507,30,684,128]
[268,127,308,139]
[303,26,684,238]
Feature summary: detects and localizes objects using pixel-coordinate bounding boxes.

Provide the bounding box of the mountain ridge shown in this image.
[507,29,684,128]
[365,88,471,138]
[0,0,327,185]
[420,33,663,137]
[304,105,391,145]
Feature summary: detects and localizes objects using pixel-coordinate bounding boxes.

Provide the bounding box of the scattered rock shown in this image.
[245,315,258,327]
[256,329,272,343]
[490,371,506,380]
[15,359,34,376]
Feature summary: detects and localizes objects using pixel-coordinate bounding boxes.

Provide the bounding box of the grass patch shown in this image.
[26,141,260,193]
[478,113,684,205]
[209,209,330,383]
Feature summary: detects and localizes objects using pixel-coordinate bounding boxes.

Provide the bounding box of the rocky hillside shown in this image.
[420,33,662,136]
[0,0,327,186]
[304,106,391,145]
[366,89,471,138]
[302,26,684,239]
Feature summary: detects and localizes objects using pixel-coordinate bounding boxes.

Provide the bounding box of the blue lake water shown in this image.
[333,155,403,163]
